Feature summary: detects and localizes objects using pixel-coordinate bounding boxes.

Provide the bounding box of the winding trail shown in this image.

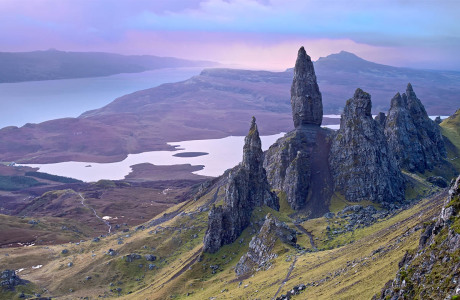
[272,255,298,300]
[77,192,112,234]
[295,223,317,250]
[164,246,203,284]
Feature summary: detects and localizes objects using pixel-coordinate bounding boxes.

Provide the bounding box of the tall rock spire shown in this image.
[291,46,323,127]
[264,46,332,215]
[242,116,263,172]
[203,117,278,253]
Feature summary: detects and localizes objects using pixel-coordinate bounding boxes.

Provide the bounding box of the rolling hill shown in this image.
[0,51,459,164]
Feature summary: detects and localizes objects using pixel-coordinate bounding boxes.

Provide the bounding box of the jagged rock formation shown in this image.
[427,176,448,188]
[384,84,446,173]
[264,127,331,212]
[235,213,297,276]
[1,270,28,291]
[283,150,311,210]
[329,88,405,204]
[291,46,323,127]
[375,175,460,299]
[374,112,386,127]
[264,47,332,215]
[203,117,279,253]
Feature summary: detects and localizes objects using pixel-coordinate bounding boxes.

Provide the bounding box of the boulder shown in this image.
[1,270,27,291]
[235,214,297,276]
[427,176,448,188]
[144,254,156,261]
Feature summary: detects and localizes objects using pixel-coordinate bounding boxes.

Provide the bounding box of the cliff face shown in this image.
[291,46,323,127]
[203,117,279,253]
[235,213,297,276]
[264,126,332,214]
[376,175,460,299]
[264,47,332,215]
[384,84,447,173]
[329,88,405,204]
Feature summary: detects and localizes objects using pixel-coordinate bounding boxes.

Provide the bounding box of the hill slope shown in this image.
[0,49,217,83]
[0,170,449,299]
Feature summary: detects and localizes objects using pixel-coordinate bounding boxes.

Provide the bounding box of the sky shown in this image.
[1,0,459,70]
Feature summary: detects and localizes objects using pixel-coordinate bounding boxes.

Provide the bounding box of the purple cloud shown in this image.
[0,0,459,70]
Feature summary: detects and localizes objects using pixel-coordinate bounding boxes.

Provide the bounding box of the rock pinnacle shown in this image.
[291,46,323,127]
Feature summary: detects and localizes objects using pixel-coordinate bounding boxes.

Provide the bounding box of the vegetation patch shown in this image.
[0,175,45,191]
[25,171,82,183]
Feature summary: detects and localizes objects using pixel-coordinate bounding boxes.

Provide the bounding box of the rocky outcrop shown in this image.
[235,214,297,276]
[427,176,448,188]
[284,150,311,210]
[384,84,446,173]
[291,46,323,127]
[203,117,279,253]
[374,112,386,127]
[329,88,405,204]
[375,175,460,299]
[1,270,28,291]
[264,47,332,215]
[264,115,333,214]
[264,129,313,209]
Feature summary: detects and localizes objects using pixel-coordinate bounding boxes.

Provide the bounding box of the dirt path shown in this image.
[294,223,317,250]
[272,255,298,299]
[165,246,203,284]
[77,192,112,234]
[146,197,195,227]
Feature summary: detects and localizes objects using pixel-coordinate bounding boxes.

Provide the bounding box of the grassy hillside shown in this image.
[0,177,447,299]
[441,108,460,171]
[0,214,93,248]
[0,175,44,191]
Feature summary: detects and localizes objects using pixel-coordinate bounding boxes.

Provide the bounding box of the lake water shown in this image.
[0,67,204,129]
[23,133,285,182]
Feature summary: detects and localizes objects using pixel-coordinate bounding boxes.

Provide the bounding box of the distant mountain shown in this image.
[0,51,459,163]
[314,51,460,114]
[0,49,218,83]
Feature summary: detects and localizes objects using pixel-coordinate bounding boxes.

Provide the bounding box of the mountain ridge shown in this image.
[0,49,218,83]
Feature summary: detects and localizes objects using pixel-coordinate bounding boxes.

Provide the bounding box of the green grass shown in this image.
[24,171,82,183]
[277,190,295,217]
[403,172,437,200]
[441,109,460,172]
[15,189,73,217]
[329,191,380,213]
[0,175,45,191]
[94,179,117,188]
[0,282,38,300]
